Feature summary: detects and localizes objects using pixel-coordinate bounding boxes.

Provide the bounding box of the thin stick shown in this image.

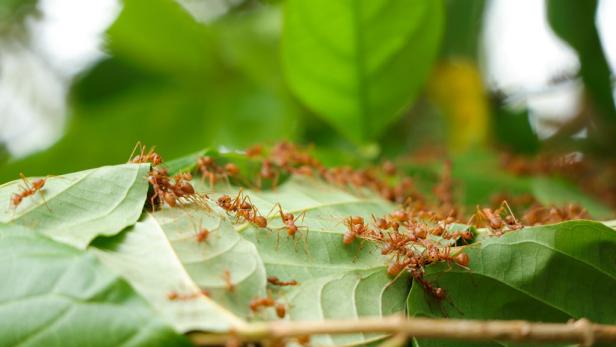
[188,315,616,346]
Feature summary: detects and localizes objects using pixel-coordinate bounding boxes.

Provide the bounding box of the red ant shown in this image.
[435,247,470,269]
[218,190,268,228]
[195,228,209,243]
[411,269,446,301]
[166,290,207,301]
[257,159,280,189]
[147,168,196,209]
[197,156,234,189]
[267,203,308,251]
[267,276,298,286]
[245,144,263,158]
[372,214,391,231]
[10,173,50,211]
[474,201,522,235]
[223,270,235,293]
[249,294,287,319]
[342,216,373,245]
[129,142,162,166]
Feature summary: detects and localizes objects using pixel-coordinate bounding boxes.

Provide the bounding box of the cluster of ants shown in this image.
[339,198,527,301]
[240,142,420,204]
[129,143,209,210]
[216,190,309,252]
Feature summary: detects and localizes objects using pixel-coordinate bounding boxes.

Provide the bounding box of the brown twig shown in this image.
[188,315,616,346]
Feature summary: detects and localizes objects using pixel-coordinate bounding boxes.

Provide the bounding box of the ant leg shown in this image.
[127,141,143,162]
[19,173,33,190]
[502,200,519,224]
[150,191,159,211]
[264,202,283,220]
[384,268,406,290]
[209,173,216,191]
[272,172,279,191]
[296,210,307,224]
[36,189,52,212]
[255,175,263,191]
[301,227,312,259]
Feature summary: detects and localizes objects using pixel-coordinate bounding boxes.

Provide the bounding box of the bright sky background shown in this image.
[1,0,615,156]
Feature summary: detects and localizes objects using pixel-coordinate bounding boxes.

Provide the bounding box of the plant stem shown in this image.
[188,315,616,346]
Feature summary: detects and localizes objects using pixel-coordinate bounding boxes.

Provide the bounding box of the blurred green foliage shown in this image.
[1,0,615,184]
[547,0,616,152]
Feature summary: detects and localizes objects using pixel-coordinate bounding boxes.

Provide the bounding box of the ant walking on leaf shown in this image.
[10,173,51,212]
[266,203,309,254]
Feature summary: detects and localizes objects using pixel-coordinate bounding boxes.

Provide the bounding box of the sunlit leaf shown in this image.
[0,230,189,347]
[0,163,149,248]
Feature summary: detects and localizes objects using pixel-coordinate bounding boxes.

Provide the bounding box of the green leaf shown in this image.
[0,164,149,249]
[440,0,486,60]
[91,208,265,332]
[407,220,616,346]
[0,230,188,347]
[287,269,409,346]
[282,0,444,143]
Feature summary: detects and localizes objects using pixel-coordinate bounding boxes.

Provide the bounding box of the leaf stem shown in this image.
[188,315,616,346]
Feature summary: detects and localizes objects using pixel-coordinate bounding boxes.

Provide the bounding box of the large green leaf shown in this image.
[407,220,616,346]
[0,230,188,347]
[0,164,149,248]
[282,0,444,143]
[91,208,265,332]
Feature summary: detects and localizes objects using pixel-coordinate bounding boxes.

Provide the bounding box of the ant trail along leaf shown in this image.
[0,230,190,347]
[408,220,616,347]
[0,164,150,249]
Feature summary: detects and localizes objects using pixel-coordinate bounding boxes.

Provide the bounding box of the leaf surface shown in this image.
[0,230,188,347]
[204,176,395,281]
[287,269,409,346]
[0,164,149,248]
[91,207,266,332]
